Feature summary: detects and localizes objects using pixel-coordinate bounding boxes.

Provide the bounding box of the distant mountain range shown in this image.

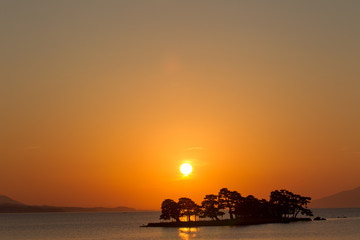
[311,186,360,208]
[0,195,135,213]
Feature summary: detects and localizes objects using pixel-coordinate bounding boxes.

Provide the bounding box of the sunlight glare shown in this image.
[180,163,193,176]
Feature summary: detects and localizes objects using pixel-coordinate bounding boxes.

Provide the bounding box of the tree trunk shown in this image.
[294,209,299,218]
[229,209,233,220]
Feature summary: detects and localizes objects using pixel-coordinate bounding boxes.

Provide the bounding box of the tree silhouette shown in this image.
[292,194,313,218]
[270,190,292,218]
[235,195,258,218]
[200,194,224,220]
[218,188,242,220]
[178,197,198,222]
[270,189,313,218]
[160,199,180,222]
[158,188,313,223]
[193,203,202,221]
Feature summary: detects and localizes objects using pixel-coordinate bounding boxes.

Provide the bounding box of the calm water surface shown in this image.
[0,208,359,240]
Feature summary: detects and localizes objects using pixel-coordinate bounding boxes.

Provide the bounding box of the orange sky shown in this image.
[1,0,359,210]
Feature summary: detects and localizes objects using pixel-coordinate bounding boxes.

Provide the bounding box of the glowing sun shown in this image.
[180,163,193,176]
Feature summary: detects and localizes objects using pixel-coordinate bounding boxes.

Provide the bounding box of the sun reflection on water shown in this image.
[178,228,199,240]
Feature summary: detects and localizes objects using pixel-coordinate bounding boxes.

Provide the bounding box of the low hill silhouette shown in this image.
[311,186,360,208]
[0,195,24,205]
[0,195,135,213]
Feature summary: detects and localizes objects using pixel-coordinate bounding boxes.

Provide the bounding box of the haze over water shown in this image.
[0,209,359,240]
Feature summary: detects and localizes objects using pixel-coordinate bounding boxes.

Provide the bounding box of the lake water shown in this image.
[0,208,359,240]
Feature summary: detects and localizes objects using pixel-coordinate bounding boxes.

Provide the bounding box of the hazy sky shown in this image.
[1,0,359,210]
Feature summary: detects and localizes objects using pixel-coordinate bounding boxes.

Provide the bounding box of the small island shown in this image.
[144,188,313,227]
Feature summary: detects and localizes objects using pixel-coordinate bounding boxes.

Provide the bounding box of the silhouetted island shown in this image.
[144,188,313,227]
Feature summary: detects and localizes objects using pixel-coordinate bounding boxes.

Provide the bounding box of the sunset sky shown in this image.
[1,0,359,210]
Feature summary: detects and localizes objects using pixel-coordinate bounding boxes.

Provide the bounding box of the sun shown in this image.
[180,163,193,176]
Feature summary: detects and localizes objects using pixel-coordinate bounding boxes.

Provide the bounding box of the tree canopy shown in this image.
[270,189,313,218]
[200,194,224,220]
[178,197,198,222]
[160,188,312,222]
[160,199,180,222]
[218,188,241,220]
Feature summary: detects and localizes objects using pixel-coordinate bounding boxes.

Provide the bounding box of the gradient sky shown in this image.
[1,0,359,210]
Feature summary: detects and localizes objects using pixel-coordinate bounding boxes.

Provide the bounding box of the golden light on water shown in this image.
[178,228,198,240]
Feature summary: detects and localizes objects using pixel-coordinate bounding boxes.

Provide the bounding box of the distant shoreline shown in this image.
[0,204,136,213]
[144,217,312,228]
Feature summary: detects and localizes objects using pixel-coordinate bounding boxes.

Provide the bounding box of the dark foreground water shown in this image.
[0,208,359,240]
